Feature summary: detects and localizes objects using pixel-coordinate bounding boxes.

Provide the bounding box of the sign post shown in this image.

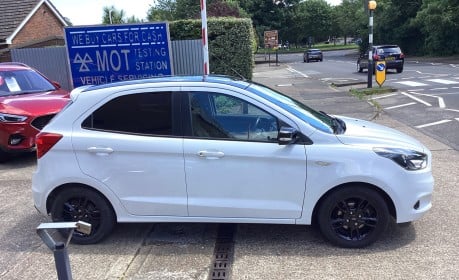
[375,60,386,87]
[64,22,173,89]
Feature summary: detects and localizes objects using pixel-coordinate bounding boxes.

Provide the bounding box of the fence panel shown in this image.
[11,47,71,90]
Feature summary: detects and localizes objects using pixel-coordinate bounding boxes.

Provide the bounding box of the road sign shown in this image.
[375,60,386,87]
[264,30,278,49]
[64,22,173,88]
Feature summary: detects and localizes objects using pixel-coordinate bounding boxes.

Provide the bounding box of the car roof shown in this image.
[0,62,31,71]
[79,75,252,93]
[374,45,400,49]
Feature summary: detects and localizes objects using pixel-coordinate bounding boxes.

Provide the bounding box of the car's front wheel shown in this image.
[396,67,404,73]
[50,186,116,244]
[317,185,389,248]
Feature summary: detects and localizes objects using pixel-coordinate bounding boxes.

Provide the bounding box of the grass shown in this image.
[349,86,397,120]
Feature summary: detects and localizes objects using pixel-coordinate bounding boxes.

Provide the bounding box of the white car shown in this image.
[32,76,433,248]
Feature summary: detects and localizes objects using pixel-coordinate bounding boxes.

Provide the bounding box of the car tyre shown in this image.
[51,186,116,244]
[317,185,389,248]
[396,67,403,73]
[0,149,10,163]
[357,62,363,73]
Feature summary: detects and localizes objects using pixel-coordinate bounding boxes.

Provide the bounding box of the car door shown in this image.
[72,88,188,216]
[182,89,307,219]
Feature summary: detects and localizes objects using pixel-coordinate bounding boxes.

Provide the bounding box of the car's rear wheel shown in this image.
[396,67,403,73]
[357,61,363,72]
[51,186,116,244]
[317,186,389,248]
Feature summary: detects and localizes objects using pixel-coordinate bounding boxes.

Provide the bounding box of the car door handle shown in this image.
[87,147,114,155]
[197,150,225,159]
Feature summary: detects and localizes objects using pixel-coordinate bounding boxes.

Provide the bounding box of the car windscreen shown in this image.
[0,69,55,96]
[380,47,401,53]
[246,83,333,133]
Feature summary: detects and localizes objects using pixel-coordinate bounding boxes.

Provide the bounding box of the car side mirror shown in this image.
[278,126,298,145]
[52,81,62,89]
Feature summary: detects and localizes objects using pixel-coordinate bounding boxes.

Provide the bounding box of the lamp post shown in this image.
[367,0,377,88]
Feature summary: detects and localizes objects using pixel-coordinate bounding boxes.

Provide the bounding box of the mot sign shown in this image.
[65,22,173,88]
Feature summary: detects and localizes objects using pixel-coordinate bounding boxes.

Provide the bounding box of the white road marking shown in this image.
[456,118,459,122]
[287,66,309,78]
[408,89,425,91]
[430,88,448,91]
[416,120,452,128]
[395,81,428,87]
[409,92,446,108]
[446,109,459,113]
[369,93,398,100]
[427,79,459,85]
[385,102,416,110]
[400,92,432,106]
[453,87,459,89]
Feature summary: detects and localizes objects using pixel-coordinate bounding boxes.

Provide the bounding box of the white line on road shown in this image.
[385,102,416,110]
[456,118,459,122]
[408,89,425,91]
[416,120,452,128]
[400,92,432,106]
[369,93,398,100]
[287,66,309,78]
[430,87,448,91]
[446,109,459,113]
[427,79,459,85]
[409,92,446,108]
[395,81,428,87]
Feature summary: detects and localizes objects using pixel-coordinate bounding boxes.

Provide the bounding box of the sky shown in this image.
[51,0,342,26]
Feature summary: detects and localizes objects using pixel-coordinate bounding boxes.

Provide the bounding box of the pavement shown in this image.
[2,61,458,279]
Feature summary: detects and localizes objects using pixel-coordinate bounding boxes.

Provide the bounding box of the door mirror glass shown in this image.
[278,126,297,145]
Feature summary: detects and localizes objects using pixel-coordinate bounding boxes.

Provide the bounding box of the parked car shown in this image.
[357,45,405,73]
[304,49,323,63]
[32,76,433,248]
[0,62,69,162]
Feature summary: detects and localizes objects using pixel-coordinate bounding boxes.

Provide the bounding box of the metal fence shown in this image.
[11,47,72,90]
[11,39,202,90]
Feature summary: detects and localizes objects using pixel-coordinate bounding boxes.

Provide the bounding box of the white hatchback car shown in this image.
[32,76,433,248]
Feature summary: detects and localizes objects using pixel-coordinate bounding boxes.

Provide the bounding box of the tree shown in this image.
[415,0,459,55]
[332,0,366,45]
[102,6,143,24]
[293,0,332,45]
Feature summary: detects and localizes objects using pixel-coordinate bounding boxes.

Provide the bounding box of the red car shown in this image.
[0,62,69,162]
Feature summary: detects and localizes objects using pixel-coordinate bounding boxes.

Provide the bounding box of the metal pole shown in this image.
[200,0,210,76]
[367,9,374,88]
[53,242,73,280]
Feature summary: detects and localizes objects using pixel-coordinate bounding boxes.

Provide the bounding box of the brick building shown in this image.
[0,0,68,62]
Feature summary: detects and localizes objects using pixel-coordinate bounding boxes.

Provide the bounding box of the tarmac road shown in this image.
[0,62,458,279]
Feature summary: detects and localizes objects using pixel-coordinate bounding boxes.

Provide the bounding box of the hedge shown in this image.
[170,17,255,79]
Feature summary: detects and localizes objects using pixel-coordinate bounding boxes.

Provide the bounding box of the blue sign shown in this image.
[65,23,173,88]
[376,63,386,71]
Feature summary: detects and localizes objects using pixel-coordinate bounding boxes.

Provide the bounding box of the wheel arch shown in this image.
[46,183,117,220]
[311,182,396,225]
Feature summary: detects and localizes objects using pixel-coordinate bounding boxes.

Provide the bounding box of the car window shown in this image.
[0,69,55,95]
[381,47,401,53]
[189,92,278,142]
[82,92,173,136]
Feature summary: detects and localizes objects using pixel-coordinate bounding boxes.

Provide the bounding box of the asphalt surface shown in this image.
[0,61,458,279]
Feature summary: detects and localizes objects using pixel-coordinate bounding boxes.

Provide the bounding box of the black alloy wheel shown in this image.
[318,186,389,248]
[51,186,116,244]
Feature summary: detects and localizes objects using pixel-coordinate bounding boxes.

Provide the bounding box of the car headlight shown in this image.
[0,113,28,123]
[373,147,428,171]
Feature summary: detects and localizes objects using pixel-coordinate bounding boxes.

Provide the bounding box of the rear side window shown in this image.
[82,92,173,136]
